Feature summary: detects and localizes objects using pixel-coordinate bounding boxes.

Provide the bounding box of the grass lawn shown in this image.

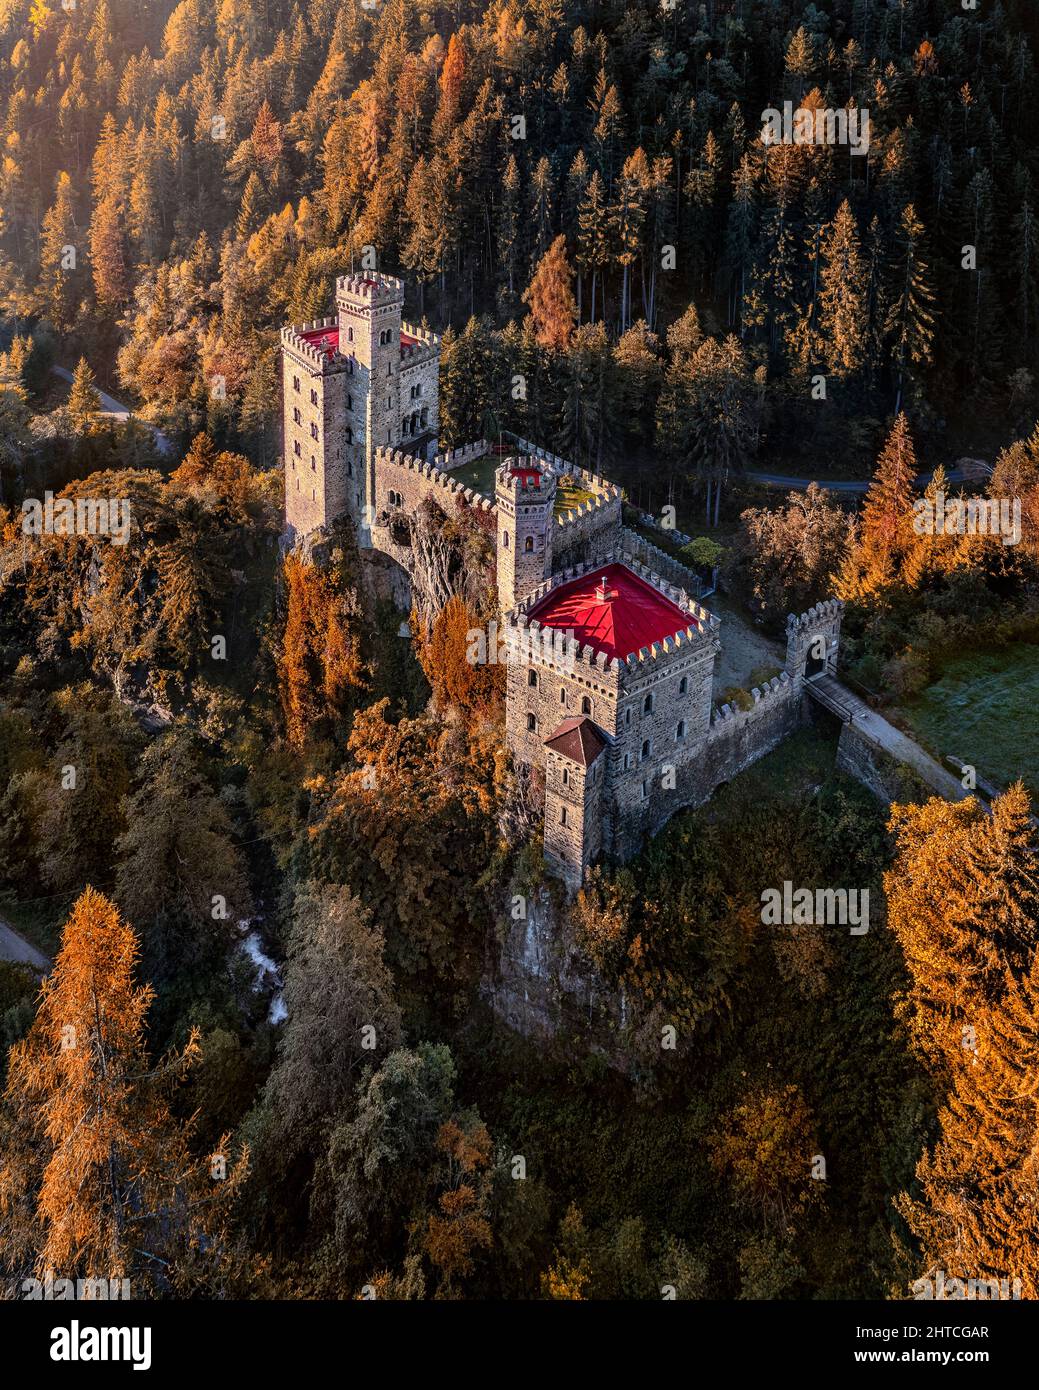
[898,643,1039,799]
[445,451,496,498]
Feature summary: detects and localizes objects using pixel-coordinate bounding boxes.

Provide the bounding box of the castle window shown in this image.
[296,479,299,490]
[387,363,392,378]
[347,460,353,475]
[641,739,651,762]
[625,709,632,727]
[345,427,353,444]
[293,407,301,424]
[348,327,354,342]
[679,676,688,695]
[524,536,534,553]
[292,375,300,392]
[293,440,301,457]
[641,780,649,800]
[624,753,632,770]
[643,693,654,714]
[581,696,592,716]
[528,669,538,688]
[310,388,318,406]
[562,768,569,787]
[311,457,316,470]
[415,383,422,397]
[311,422,319,439]
[502,531,509,549]
[560,688,566,705]
[526,713,537,733]
[347,394,353,410]
[561,806,568,826]
[387,396,392,408]
[676,720,687,740]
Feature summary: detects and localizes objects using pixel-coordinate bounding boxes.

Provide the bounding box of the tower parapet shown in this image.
[494,457,558,611]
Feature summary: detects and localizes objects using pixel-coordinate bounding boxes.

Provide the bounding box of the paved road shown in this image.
[745,467,979,495]
[0,916,50,971]
[51,365,174,456]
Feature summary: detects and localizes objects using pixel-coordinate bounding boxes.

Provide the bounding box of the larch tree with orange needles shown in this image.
[0,888,247,1293]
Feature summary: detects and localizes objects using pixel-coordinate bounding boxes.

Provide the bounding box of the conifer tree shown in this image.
[523,235,577,353]
[68,357,102,434]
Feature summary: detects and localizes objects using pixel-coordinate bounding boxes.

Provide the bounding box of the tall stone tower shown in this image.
[280,271,441,543]
[335,273,406,542]
[495,458,557,610]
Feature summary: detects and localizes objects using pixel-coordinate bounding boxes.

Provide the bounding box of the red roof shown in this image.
[298,326,425,360]
[527,563,694,662]
[300,326,340,359]
[510,465,542,487]
[544,716,607,766]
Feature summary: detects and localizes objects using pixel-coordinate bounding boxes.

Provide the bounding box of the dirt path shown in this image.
[705,595,786,697]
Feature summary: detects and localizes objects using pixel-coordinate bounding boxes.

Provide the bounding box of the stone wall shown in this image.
[610,674,803,860]
[834,718,938,805]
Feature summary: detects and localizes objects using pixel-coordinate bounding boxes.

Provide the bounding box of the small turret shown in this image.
[495,457,557,610]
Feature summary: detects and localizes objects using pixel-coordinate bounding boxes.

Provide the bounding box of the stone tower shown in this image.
[280,317,358,542]
[335,273,406,542]
[543,717,606,886]
[495,458,557,611]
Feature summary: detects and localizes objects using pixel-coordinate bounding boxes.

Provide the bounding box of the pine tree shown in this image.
[819,200,867,379]
[854,412,919,592]
[39,171,82,331]
[0,888,246,1288]
[523,235,577,353]
[89,194,129,310]
[68,357,102,434]
[887,204,937,412]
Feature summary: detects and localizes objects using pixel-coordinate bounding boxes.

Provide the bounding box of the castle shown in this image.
[282,273,844,887]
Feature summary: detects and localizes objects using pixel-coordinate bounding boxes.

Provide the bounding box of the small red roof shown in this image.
[299,326,425,360]
[528,562,694,662]
[510,465,542,487]
[544,716,607,766]
[300,326,340,359]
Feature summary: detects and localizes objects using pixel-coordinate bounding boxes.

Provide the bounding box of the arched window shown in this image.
[528,669,538,688]
[581,696,592,716]
[643,693,654,714]
[562,767,569,787]
[560,688,567,705]
[561,806,568,826]
[524,536,534,553]
[676,720,687,740]
[641,739,651,761]
[502,531,509,549]
[526,713,537,733]
[679,676,688,695]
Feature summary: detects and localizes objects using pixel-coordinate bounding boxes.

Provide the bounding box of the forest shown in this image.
[0,0,1038,1303]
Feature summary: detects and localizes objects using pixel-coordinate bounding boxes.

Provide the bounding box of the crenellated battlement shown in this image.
[335,272,405,305]
[373,445,497,514]
[786,598,845,635]
[280,319,348,372]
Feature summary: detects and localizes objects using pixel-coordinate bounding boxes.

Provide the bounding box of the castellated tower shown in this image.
[495,458,557,610]
[280,270,440,542]
[335,272,405,536]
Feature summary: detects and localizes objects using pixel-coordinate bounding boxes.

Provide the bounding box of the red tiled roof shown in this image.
[510,465,542,487]
[527,562,695,662]
[299,325,424,360]
[299,326,340,359]
[544,716,607,766]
